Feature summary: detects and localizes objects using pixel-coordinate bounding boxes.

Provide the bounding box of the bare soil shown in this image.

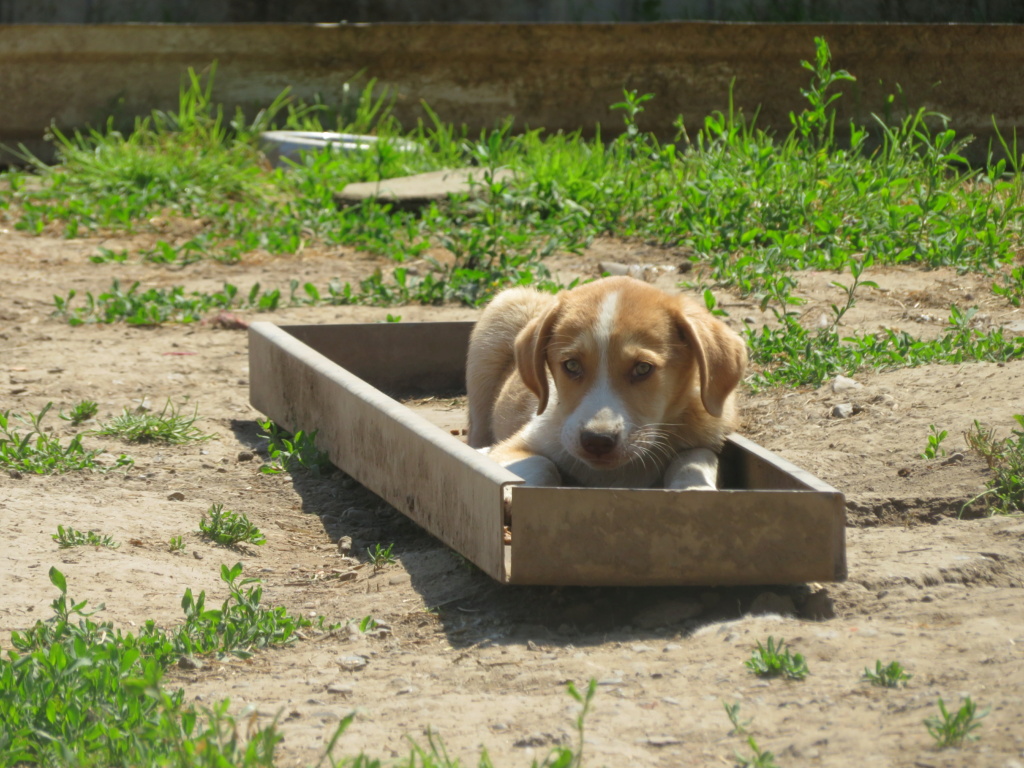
[2,228,1024,767]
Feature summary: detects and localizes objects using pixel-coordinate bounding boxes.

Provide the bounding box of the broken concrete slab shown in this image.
[333,167,514,212]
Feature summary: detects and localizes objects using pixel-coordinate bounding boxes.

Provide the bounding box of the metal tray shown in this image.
[249,321,846,586]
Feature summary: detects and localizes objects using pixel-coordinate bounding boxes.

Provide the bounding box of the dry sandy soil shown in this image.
[1,228,1023,767]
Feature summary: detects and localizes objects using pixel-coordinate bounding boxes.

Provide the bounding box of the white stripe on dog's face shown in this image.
[560,290,627,463]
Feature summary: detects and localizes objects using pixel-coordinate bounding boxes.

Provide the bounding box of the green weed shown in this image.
[921,425,949,459]
[367,541,397,571]
[59,399,99,425]
[964,415,1024,514]
[199,503,267,547]
[744,636,810,680]
[257,418,332,475]
[724,702,778,768]
[0,564,313,766]
[925,696,987,748]
[169,534,186,553]
[52,524,121,550]
[862,660,913,688]
[0,402,132,474]
[94,398,213,444]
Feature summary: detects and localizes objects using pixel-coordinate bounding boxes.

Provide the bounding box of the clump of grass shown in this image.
[199,503,266,547]
[257,418,332,475]
[52,525,120,550]
[964,415,1024,515]
[58,399,98,426]
[744,636,810,680]
[925,696,987,748]
[93,398,213,444]
[367,542,397,571]
[0,564,317,766]
[168,534,186,552]
[0,402,132,474]
[862,660,913,688]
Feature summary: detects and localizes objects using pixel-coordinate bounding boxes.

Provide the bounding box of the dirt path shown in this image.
[1,230,1023,766]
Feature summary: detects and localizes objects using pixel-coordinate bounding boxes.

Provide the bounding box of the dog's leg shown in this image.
[486,441,562,487]
[664,447,719,490]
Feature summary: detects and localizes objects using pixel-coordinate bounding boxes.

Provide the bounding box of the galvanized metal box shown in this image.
[249,321,846,586]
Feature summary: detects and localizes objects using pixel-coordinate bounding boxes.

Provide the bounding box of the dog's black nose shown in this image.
[580,430,618,458]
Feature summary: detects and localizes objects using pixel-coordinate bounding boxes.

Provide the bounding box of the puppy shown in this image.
[466,276,747,489]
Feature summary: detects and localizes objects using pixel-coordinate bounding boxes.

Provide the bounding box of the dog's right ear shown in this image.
[514,302,560,414]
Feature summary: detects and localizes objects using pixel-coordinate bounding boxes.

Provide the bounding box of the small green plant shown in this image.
[724,702,778,768]
[0,403,131,474]
[925,696,987,748]
[93,398,213,443]
[52,524,120,550]
[963,415,1024,514]
[257,418,332,475]
[735,736,780,768]
[199,503,266,547]
[921,424,949,459]
[367,542,397,571]
[59,399,98,425]
[169,534,186,552]
[744,636,810,680]
[724,701,751,736]
[862,660,912,688]
[357,615,379,632]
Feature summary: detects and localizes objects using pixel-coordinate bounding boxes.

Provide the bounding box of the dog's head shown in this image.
[513,276,746,471]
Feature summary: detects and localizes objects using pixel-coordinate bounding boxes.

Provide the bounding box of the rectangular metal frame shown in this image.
[249,321,846,586]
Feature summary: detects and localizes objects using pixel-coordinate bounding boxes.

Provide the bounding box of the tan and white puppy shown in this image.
[466,276,747,489]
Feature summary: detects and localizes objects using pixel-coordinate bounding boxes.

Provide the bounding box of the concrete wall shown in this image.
[2,22,1023,166]
[1,0,1022,23]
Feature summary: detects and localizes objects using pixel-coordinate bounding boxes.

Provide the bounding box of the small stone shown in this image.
[167,491,185,501]
[326,682,354,696]
[831,403,857,419]
[633,598,703,629]
[941,452,966,465]
[192,551,203,560]
[178,655,203,670]
[801,589,836,620]
[337,655,368,671]
[237,451,254,462]
[8,469,23,479]
[337,536,353,554]
[831,375,863,393]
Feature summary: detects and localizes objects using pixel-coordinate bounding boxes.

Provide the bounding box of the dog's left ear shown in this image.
[514,302,561,414]
[674,301,748,417]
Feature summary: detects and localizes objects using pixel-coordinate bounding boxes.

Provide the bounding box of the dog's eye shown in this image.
[563,359,582,376]
[632,362,654,379]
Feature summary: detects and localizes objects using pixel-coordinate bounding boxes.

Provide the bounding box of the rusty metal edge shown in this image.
[508,485,846,586]
[248,321,521,582]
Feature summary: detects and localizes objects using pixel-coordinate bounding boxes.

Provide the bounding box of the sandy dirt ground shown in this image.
[1,228,1023,767]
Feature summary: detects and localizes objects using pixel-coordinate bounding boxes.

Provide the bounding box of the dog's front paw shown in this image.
[664,447,719,490]
[501,455,562,487]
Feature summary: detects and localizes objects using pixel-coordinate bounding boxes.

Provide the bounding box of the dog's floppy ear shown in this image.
[514,301,560,415]
[674,300,748,417]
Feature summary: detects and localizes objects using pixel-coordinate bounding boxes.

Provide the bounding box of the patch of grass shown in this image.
[93,398,213,443]
[59,399,98,426]
[53,279,283,325]
[964,415,1024,514]
[0,564,594,766]
[0,564,316,766]
[0,402,132,474]
[744,636,810,680]
[168,534,186,553]
[925,696,987,748]
[199,503,266,547]
[257,418,333,475]
[862,660,913,688]
[367,541,397,571]
[52,524,120,549]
